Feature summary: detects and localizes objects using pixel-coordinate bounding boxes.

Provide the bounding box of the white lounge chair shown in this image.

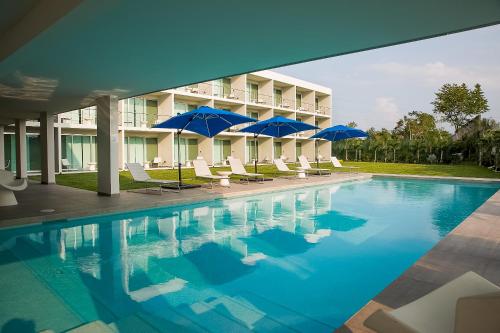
[192,159,227,188]
[274,159,303,178]
[331,156,359,173]
[364,271,500,333]
[298,155,330,176]
[0,170,27,206]
[151,157,163,168]
[228,157,265,183]
[61,158,77,172]
[126,163,179,193]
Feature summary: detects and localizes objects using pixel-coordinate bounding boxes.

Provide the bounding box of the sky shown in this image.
[274,24,500,132]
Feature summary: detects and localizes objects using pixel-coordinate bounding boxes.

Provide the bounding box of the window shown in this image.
[246,139,258,163]
[174,102,197,115]
[246,111,259,120]
[62,135,97,169]
[174,136,198,164]
[315,97,319,110]
[146,100,158,127]
[273,141,282,159]
[274,88,282,107]
[246,82,258,103]
[214,78,231,97]
[296,93,302,109]
[214,139,231,164]
[296,142,302,161]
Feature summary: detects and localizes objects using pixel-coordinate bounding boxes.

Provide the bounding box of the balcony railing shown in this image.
[176,82,212,95]
[316,105,331,115]
[296,101,315,113]
[213,87,245,101]
[121,111,173,128]
[246,92,273,106]
[59,109,96,126]
[274,97,294,109]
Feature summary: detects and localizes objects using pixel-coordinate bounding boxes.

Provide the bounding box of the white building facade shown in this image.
[2,70,332,173]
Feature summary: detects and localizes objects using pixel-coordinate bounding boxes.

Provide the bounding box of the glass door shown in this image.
[274,89,282,107]
[296,142,302,161]
[273,141,282,159]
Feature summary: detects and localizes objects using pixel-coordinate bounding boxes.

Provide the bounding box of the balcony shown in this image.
[121,111,168,128]
[59,108,96,126]
[175,83,212,96]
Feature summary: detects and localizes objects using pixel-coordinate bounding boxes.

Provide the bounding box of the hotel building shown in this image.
[2,70,332,173]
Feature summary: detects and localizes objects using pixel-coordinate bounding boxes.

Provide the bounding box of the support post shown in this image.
[15,119,27,179]
[40,112,55,184]
[97,95,120,196]
[0,125,4,170]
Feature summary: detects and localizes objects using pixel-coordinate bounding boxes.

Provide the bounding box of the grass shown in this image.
[30,161,499,192]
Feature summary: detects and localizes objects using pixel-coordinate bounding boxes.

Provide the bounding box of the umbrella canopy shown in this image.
[154,106,256,187]
[310,125,368,141]
[239,116,318,173]
[154,106,256,138]
[239,116,318,138]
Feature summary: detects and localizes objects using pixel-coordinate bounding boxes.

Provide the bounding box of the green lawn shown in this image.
[30,162,499,192]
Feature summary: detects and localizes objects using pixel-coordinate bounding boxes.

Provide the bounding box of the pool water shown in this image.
[0,178,498,332]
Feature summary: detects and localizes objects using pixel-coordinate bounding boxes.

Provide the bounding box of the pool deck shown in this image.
[0,173,370,228]
[335,186,500,333]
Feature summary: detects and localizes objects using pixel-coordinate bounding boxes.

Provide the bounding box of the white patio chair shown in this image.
[126,163,179,193]
[331,156,359,173]
[364,271,500,333]
[228,157,265,183]
[192,159,226,188]
[0,170,27,206]
[274,159,303,178]
[298,155,330,176]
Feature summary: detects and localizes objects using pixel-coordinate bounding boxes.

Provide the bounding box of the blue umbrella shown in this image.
[310,125,368,167]
[310,125,368,141]
[155,106,256,187]
[239,116,318,173]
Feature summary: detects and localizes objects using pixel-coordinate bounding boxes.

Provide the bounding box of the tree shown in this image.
[431,83,489,132]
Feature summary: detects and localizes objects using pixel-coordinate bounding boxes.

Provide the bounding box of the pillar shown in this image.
[40,112,56,184]
[96,95,119,196]
[15,119,27,179]
[0,125,4,170]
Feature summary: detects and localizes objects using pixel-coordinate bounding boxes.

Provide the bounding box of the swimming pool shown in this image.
[0,177,498,332]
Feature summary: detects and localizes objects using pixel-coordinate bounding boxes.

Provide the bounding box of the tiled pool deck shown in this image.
[1,173,499,333]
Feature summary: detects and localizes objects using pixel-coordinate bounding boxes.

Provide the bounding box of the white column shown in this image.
[54,124,62,174]
[15,119,27,179]
[97,95,119,196]
[40,112,56,184]
[0,125,4,170]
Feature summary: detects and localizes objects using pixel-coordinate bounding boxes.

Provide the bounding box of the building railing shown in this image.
[274,97,294,109]
[175,82,212,95]
[316,105,331,115]
[246,92,273,106]
[213,87,245,101]
[121,111,174,128]
[296,101,315,113]
[59,108,96,126]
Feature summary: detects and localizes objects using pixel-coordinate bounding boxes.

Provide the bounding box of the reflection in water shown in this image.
[0,179,497,332]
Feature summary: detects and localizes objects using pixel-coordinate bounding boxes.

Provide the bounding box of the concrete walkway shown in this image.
[335,188,500,333]
[0,173,370,228]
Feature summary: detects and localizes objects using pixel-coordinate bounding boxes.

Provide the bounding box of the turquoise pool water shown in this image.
[0,178,498,332]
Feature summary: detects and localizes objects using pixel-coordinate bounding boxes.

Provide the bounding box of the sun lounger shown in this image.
[274,159,303,178]
[298,155,330,176]
[0,170,27,206]
[364,271,500,333]
[228,157,265,183]
[193,159,227,188]
[126,163,179,193]
[331,156,359,173]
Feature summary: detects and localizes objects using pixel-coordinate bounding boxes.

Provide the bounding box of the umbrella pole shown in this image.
[315,139,319,168]
[177,130,182,186]
[254,134,258,174]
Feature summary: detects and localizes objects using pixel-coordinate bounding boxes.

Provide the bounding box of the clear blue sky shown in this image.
[275,25,500,132]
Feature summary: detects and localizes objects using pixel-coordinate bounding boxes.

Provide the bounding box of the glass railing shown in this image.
[246,92,273,106]
[59,109,96,126]
[316,105,331,115]
[296,102,315,113]
[175,82,212,95]
[213,87,245,101]
[274,97,294,109]
[121,111,170,128]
